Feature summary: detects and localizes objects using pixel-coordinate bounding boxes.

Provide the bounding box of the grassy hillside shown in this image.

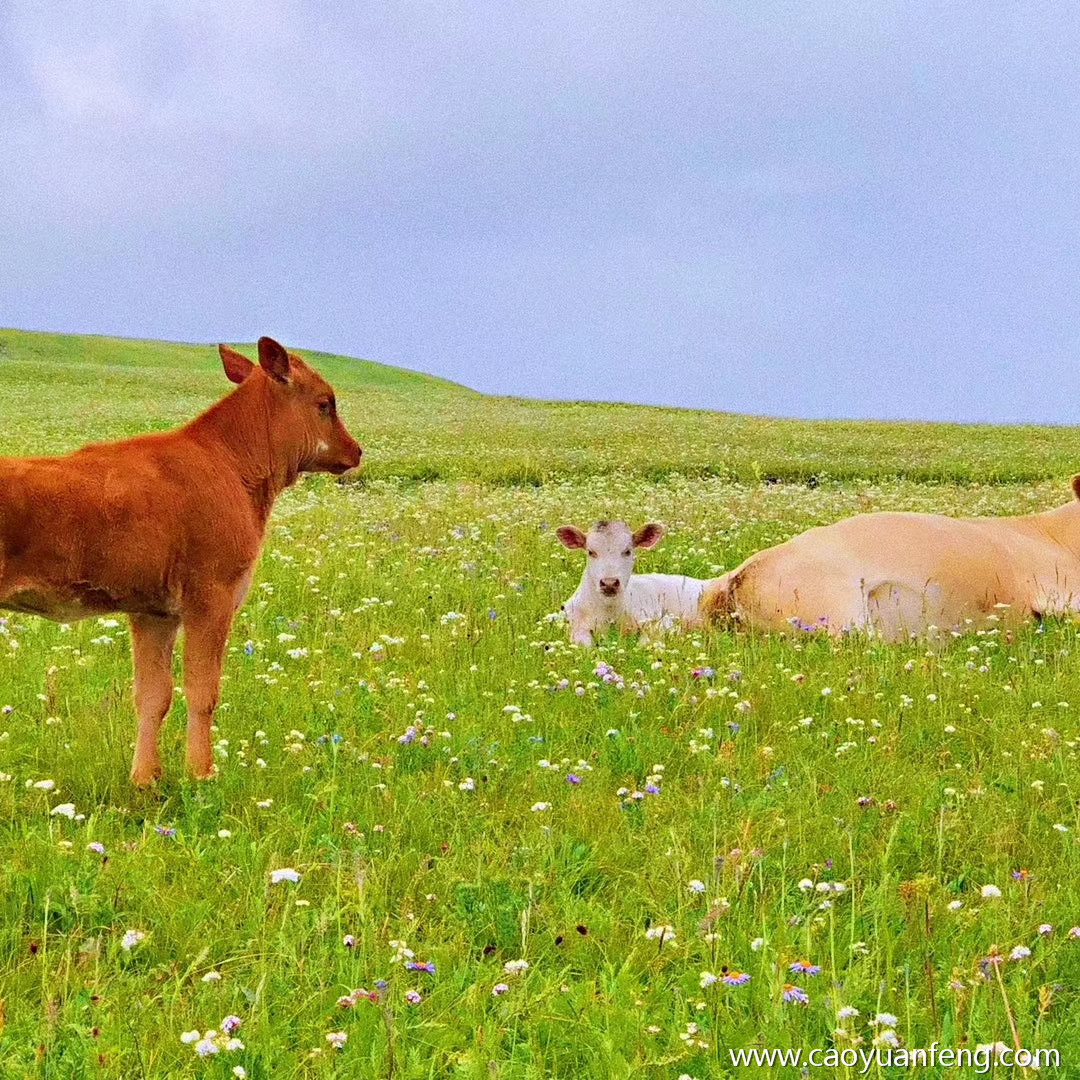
[0,329,1077,1076]
[2,328,1078,485]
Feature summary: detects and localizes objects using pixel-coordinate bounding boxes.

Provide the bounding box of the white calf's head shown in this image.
[556,520,664,599]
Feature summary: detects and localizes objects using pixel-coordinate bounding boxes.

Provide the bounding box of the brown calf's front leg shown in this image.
[129,613,181,786]
[181,599,235,780]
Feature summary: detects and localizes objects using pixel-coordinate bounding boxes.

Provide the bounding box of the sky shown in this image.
[3,2,1080,423]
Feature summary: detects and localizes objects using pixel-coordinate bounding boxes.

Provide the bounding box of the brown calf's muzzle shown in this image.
[326,423,363,474]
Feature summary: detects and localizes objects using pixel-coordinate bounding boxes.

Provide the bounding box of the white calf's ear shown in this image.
[632,523,664,549]
[556,526,587,549]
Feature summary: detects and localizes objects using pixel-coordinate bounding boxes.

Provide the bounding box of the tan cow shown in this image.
[0,337,362,784]
[700,477,1080,639]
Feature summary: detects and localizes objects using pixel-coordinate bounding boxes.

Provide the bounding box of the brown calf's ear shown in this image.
[1072,475,1080,502]
[632,522,664,549]
[219,344,256,385]
[257,336,291,384]
[555,526,587,550]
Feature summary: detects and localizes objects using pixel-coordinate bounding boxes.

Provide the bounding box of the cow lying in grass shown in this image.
[556,520,705,646]
[700,477,1080,640]
[0,337,362,785]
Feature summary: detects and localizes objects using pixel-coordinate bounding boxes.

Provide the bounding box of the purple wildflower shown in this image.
[722,971,751,986]
[789,959,821,976]
[783,984,809,1005]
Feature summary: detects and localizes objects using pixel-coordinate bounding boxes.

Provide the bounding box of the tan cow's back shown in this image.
[702,490,1080,639]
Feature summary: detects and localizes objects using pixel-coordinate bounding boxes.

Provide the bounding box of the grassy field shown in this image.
[1,327,1079,1077]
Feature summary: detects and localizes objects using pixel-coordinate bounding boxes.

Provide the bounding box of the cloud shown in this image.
[4,2,1080,420]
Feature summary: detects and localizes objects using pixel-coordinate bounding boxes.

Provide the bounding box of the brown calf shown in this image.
[0,337,362,784]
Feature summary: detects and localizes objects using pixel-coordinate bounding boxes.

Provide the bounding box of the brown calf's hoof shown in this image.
[130,762,163,788]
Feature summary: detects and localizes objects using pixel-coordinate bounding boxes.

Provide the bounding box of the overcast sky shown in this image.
[3,2,1080,422]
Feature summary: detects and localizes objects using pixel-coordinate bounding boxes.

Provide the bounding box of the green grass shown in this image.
[0,328,1078,1076]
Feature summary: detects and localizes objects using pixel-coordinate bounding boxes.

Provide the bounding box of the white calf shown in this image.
[556,520,705,646]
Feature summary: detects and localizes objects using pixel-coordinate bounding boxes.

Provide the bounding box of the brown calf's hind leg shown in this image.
[129,614,181,786]
[181,600,235,780]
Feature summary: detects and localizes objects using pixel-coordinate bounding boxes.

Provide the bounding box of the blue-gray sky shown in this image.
[3,2,1080,422]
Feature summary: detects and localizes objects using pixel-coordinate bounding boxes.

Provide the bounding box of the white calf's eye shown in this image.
[588,550,597,558]
[622,549,631,556]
